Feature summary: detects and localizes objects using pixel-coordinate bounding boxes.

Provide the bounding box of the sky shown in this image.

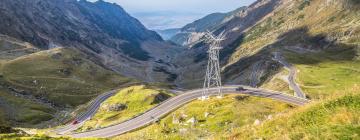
[89,0,256,30]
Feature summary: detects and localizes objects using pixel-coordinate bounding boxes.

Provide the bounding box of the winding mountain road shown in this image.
[68,85,309,138]
[273,52,306,98]
[54,89,118,135]
[54,52,308,138]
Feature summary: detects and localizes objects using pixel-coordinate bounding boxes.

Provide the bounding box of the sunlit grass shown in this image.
[78,85,173,131]
[1,47,133,107]
[231,88,360,139]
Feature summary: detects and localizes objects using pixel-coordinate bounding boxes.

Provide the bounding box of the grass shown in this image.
[1,47,133,107]
[239,47,360,139]
[0,133,103,140]
[228,36,360,139]
[114,94,292,140]
[282,48,360,100]
[0,88,55,126]
[113,0,360,139]
[78,85,173,131]
[230,88,360,139]
[0,47,135,128]
[227,0,360,66]
[1,0,360,139]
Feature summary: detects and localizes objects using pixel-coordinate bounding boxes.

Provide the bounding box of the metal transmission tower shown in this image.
[201,31,226,100]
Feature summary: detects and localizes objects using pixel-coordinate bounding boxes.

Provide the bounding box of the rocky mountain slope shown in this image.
[0,0,179,129]
[0,35,136,128]
[174,0,360,88]
[0,0,179,83]
[173,0,283,88]
[116,0,360,139]
[170,7,246,46]
[1,0,360,139]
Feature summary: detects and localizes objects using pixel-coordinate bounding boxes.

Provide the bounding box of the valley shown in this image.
[0,0,360,139]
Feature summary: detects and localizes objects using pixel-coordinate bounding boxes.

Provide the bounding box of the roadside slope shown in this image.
[231,90,360,139]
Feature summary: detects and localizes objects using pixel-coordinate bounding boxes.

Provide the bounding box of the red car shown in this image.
[72,120,79,125]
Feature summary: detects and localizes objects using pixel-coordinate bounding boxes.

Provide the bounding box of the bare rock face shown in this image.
[0,0,179,82]
[106,103,127,112]
[0,0,160,56]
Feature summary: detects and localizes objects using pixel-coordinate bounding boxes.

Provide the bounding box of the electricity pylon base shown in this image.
[201,31,225,101]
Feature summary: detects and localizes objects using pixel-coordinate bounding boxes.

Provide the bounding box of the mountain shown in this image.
[0,0,160,58]
[172,0,282,88]
[117,0,360,139]
[0,0,179,128]
[0,35,135,127]
[0,0,179,82]
[1,0,360,139]
[170,6,246,46]
[156,28,181,40]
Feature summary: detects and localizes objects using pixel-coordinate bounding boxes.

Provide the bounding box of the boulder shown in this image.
[107,103,127,112]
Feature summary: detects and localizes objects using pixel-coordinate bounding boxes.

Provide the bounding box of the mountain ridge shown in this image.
[169,6,247,46]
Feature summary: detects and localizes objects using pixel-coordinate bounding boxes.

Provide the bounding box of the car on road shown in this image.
[72,120,79,125]
[236,87,246,91]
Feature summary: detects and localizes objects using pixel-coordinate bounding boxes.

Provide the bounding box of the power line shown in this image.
[201,31,226,100]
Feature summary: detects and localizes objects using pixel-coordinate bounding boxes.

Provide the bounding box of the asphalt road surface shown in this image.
[70,85,309,138]
[54,89,118,135]
[273,52,306,98]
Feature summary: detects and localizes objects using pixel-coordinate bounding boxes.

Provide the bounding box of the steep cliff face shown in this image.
[0,0,178,82]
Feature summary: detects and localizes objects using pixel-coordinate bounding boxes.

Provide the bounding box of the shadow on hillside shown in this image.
[222,43,279,85]
[222,26,359,85]
[273,27,358,64]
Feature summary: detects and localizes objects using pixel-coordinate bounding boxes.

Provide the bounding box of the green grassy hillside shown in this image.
[115,94,292,140]
[0,133,101,140]
[116,0,360,139]
[78,85,173,132]
[2,0,360,139]
[0,47,135,128]
[220,0,360,139]
[0,89,54,126]
[2,47,133,107]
